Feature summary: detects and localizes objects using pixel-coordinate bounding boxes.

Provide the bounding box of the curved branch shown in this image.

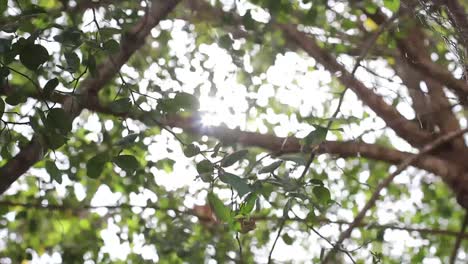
[81,101,461,183]
[443,0,468,51]
[278,23,433,147]
[393,54,435,131]
[366,8,468,105]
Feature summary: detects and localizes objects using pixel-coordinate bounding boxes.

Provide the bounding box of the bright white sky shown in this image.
[2,0,467,263]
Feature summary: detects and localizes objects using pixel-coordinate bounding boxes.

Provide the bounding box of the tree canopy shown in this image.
[0,0,468,263]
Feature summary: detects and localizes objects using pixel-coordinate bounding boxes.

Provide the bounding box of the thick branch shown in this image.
[393,55,435,131]
[366,9,468,105]
[444,0,468,51]
[278,23,433,147]
[83,103,462,183]
[393,27,464,147]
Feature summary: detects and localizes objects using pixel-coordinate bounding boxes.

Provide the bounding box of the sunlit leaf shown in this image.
[313,186,331,204]
[239,193,257,215]
[383,0,400,12]
[207,192,230,222]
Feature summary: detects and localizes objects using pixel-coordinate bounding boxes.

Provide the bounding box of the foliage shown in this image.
[0,0,467,263]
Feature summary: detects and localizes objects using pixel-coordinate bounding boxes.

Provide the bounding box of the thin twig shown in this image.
[322,127,468,263]
[236,232,243,263]
[297,13,399,183]
[449,210,468,264]
[1,200,468,238]
[267,218,286,264]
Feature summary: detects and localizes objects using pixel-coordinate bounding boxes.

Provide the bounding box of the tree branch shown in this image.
[366,8,468,105]
[322,127,468,263]
[449,211,468,264]
[81,101,463,185]
[443,0,468,52]
[2,200,467,239]
[278,23,434,148]
[0,0,181,195]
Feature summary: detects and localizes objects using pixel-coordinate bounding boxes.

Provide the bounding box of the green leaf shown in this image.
[155,158,175,173]
[239,193,257,215]
[364,2,378,14]
[0,97,4,120]
[46,108,72,134]
[282,233,294,245]
[309,179,324,186]
[219,172,251,197]
[259,160,282,174]
[103,39,120,54]
[0,38,11,53]
[99,27,121,40]
[86,54,97,77]
[221,149,248,167]
[44,133,67,150]
[218,35,233,50]
[242,10,255,30]
[45,161,62,184]
[283,198,294,217]
[173,92,199,111]
[5,93,26,106]
[306,211,317,224]
[207,192,231,222]
[0,66,9,77]
[116,133,139,148]
[313,186,331,204]
[53,29,82,47]
[383,0,400,12]
[43,78,59,97]
[278,153,306,165]
[19,43,49,70]
[110,98,132,113]
[113,155,139,171]
[304,126,328,146]
[0,0,7,14]
[183,143,200,157]
[87,154,108,178]
[196,160,213,174]
[64,52,80,72]
[199,173,213,183]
